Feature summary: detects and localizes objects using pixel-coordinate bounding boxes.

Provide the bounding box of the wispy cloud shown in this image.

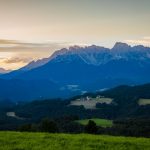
[0,39,69,49]
[0,39,71,70]
[125,37,150,47]
[4,57,32,64]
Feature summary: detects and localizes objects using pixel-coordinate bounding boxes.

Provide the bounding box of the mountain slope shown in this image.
[9,43,150,85]
[1,57,51,79]
[0,79,75,101]
[0,42,150,101]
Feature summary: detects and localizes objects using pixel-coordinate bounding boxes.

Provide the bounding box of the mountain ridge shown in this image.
[0,42,150,101]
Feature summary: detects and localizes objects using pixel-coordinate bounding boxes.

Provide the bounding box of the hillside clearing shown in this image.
[76,118,113,127]
[138,99,150,105]
[70,97,113,109]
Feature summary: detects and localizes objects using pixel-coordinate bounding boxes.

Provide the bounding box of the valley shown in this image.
[0,83,150,138]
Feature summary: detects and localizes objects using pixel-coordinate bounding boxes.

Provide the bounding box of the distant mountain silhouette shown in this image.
[0,42,150,101]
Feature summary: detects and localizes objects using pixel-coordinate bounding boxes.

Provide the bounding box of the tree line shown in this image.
[18,116,150,138]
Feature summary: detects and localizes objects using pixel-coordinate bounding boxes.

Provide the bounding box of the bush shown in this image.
[40,118,59,133]
[85,120,98,134]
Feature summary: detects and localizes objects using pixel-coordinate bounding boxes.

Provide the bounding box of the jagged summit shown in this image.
[1,42,150,101]
[2,42,150,78]
[112,42,131,50]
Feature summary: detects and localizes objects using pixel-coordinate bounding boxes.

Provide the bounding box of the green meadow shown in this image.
[0,132,150,150]
[76,118,113,127]
[138,98,150,105]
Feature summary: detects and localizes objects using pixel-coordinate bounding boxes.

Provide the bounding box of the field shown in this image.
[0,132,150,150]
[138,98,150,105]
[70,97,113,109]
[76,118,113,127]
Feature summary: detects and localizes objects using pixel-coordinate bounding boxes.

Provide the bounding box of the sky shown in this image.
[0,0,150,70]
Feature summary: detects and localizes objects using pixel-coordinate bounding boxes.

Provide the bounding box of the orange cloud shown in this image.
[0,39,70,70]
[4,57,32,64]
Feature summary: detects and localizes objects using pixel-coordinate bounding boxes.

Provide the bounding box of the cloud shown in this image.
[125,37,150,47]
[0,39,24,48]
[0,39,19,44]
[0,39,69,49]
[0,39,71,70]
[4,57,32,64]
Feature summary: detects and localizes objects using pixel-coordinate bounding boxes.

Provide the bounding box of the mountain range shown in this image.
[0,42,150,101]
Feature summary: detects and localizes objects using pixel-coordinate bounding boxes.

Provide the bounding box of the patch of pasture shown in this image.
[76,118,113,127]
[70,96,113,109]
[138,98,150,106]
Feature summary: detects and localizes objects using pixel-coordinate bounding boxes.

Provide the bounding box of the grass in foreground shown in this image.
[76,118,113,127]
[0,132,150,150]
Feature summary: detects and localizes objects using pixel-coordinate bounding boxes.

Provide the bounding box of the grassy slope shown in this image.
[0,132,150,150]
[76,118,113,127]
